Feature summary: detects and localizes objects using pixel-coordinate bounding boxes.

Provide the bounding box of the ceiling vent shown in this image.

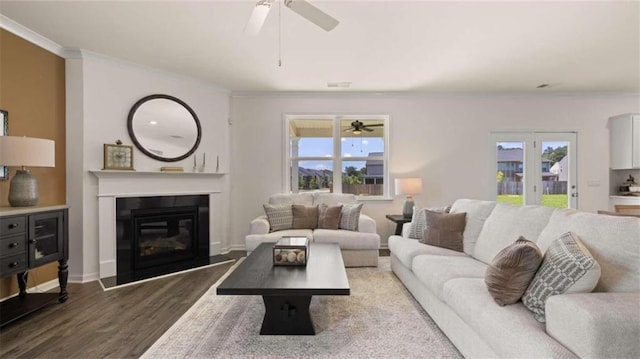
[327,81,352,88]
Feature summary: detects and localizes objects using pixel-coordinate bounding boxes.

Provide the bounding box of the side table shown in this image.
[385,214,412,236]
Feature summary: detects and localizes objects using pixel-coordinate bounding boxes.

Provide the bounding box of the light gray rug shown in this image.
[142,257,462,359]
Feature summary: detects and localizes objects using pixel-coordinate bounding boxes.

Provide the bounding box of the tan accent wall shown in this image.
[0,29,66,298]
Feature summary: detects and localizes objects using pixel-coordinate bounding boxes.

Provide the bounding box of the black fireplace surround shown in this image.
[116,195,209,284]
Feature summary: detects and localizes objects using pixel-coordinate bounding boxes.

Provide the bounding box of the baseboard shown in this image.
[68,272,100,284]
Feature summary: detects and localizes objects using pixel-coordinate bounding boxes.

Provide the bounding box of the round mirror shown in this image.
[127,94,202,162]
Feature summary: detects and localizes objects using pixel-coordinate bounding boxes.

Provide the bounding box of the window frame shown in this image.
[284,114,390,200]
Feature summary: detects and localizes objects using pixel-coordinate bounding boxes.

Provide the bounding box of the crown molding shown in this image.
[0,14,67,57]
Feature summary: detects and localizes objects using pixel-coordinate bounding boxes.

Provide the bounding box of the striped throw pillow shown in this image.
[408,206,451,239]
[522,232,601,322]
[263,204,293,232]
[339,203,363,231]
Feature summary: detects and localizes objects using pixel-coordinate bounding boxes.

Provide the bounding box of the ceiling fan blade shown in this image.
[364,124,384,127]
[284,0,339,32]
[245,0,272,35]
[343,127,356,132]
[363,127,374,132]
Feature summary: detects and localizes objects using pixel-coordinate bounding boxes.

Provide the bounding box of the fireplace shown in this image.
[116,195,209,284]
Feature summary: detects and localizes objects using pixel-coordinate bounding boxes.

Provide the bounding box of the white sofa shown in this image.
[389,199,640,358]
[245,192,380,267]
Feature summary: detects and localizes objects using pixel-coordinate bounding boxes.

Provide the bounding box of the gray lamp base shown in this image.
[8,169,39,207]
[402,196,414,218]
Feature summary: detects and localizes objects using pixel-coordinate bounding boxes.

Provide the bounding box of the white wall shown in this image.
[230,93,640,249]
[67,51,231,282]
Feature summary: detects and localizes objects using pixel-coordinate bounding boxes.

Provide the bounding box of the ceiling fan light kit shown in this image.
[245,0,339,35]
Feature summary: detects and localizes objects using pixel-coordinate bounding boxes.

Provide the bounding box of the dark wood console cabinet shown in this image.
[0,205,69,328]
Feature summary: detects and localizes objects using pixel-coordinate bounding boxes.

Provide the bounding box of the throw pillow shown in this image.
[292,204,319,229]
[485,236,543,306]
[407,206,451,240]
[263,204,293,232]
[318,204,343,230]
[522,232,601,322]
[422,210,466,252]
[339,203,363,231]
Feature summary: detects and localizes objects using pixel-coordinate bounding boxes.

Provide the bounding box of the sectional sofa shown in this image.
[389,199,640,358]
[245,192,380,267]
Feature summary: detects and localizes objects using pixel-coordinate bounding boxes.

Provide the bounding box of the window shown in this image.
[286,115,389,198]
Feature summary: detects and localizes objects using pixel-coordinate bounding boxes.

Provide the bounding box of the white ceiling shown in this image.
[1,0,638,93]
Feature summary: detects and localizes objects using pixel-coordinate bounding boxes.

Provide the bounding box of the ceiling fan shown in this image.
[245,0,339,35]
[344,120,383,135]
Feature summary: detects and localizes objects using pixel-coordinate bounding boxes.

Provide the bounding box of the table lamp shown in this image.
[0,136,55,207]
[395,178,422,218]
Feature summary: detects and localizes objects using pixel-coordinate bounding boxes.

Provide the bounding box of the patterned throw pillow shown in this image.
[408,206,451,240]
[339,203,363,231]
[263,204,293,232]
[522,232,601,322]
[485,237,543,306]
[422,210,466,252]
[318,204,343,230]
[292,204,319,229]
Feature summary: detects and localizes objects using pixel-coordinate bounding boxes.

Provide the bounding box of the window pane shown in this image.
[541,141,569,208]
[340,119,384,157]
[290,119,333,157]
[291,160,333,192]
[496,142,524,206]
[342,160,383,196]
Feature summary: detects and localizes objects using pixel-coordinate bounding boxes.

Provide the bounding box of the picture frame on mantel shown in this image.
[0,109,7,181]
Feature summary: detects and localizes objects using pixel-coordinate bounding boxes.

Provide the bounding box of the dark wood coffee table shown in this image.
[217,242,350,335]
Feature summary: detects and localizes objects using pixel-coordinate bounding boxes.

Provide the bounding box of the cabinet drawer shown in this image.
[0,253,26,277]
[0,216,26,236]
[0,234,26,259]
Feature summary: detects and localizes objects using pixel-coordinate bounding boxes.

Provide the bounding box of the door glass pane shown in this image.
[496,142,524,205]
[541,141,569,208]
[33,217,59,260]
[291,160,333,192]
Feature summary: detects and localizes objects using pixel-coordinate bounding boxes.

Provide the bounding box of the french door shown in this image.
[489,131,578,209]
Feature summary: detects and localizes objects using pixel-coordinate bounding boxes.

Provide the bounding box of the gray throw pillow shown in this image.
[339,203,363,231]
[292,204,319,229]
[318,204,343,230]
[408,206,451,240]
[522,232,601,322]
[485,236,543,306]
[422,210,466,252]
[263,204,293,232]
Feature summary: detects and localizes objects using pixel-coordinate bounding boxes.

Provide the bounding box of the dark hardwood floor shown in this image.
[0,251,244,359]
[0,250,389,358]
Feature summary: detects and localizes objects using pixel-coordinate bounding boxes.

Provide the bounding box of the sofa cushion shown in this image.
[339,203,363,231]
[536,208,640,293]
[268,192,314,206]
[388,236,466,269]
[292,204,319,229]
[313,229,380,250]
[318,204,342,229]
[313,192,357,206]
[443,278,576,358]
[522,232,601,322]
[263,204,293,232]
[412,255,487,301]
[422,210,465,252]
[407,206,450,240]
[485,236,542,306]
[245,229,313,252]
[473,203,555,264]
[449,199,497,256]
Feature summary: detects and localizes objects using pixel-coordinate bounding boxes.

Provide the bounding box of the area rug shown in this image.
[141,257,462,359]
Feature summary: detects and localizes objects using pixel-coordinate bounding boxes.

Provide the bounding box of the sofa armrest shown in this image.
[250,215,270,235]
[358,214,376,233]
[546,292,640,359]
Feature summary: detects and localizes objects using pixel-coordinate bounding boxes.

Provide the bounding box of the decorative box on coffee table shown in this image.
[273,236,309,266]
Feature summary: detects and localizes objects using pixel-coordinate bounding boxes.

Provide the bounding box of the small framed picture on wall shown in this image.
[0,109,7,181]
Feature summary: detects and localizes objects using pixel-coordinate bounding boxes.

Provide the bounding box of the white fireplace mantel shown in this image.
[90,170,226,279]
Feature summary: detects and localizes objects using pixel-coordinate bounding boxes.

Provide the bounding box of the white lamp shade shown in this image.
[0,136,55,167]
[395,178,422,196]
